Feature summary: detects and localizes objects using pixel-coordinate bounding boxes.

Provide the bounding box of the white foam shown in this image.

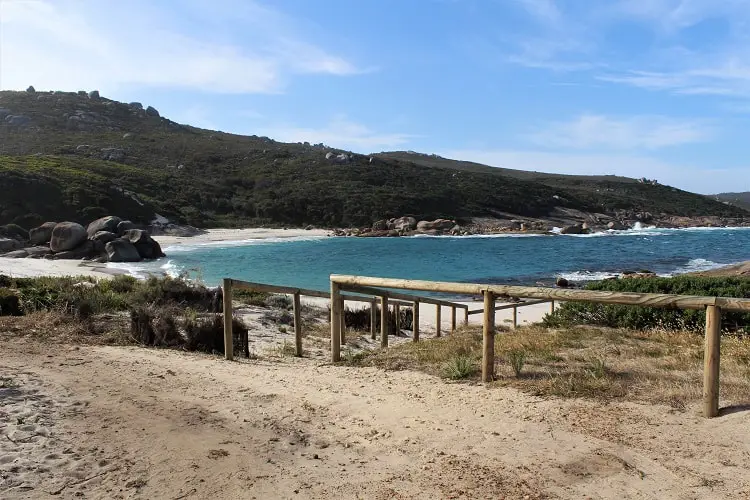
[660,258,726,277]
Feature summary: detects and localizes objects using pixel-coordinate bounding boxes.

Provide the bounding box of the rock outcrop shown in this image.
[560,223,589,235]
[86,216,122,238]
[50,222,87,252]
[0,239,22,253]
[121,229,165,259]
[416,219,456,232]
[51,240,102,260]
[105,239,141,262]
[91,231,118,244]
[116,220,135,235]
[29,222,56,245]
[389,216,417,231]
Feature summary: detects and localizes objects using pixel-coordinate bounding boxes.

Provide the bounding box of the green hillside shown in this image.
[712,192,750,211]
[0,90,746,229]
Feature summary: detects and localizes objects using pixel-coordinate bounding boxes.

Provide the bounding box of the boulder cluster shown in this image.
[334,217,468,237]
[0,216,165,262]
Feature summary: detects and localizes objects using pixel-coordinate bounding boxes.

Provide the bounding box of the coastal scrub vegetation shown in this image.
[544,276,750,332]
[350,325,750,408]
[1,90,747,228]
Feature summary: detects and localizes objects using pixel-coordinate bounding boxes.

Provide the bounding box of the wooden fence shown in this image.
[329,274,750,418]
[221,278,468,360]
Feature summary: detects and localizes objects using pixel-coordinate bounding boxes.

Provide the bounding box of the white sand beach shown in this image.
[0,228,332,279]
[156,227,331,247]
[0,257,118,279]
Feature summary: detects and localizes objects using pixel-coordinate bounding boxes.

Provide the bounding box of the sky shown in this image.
[1,0,750,194]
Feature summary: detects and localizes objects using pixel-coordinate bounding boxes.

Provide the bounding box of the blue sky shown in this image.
[2,0,750,194]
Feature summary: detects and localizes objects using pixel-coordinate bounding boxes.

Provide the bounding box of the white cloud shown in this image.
[526,114,712,150]
[0,0,365,94]
[261,116,417,151]
[438,149,750,194]
[515,0,562,26]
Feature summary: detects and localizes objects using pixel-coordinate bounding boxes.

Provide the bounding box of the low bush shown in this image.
[544,276,750,332]
[442,355,478,379]
[0,288,22,316]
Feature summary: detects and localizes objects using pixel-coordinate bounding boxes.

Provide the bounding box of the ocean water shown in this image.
[110,227,750,291]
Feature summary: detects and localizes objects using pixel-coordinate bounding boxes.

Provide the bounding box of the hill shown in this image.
[0,89,747,230]
[711,192,750,211]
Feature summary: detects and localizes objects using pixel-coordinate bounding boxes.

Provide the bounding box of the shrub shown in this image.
[544,276,750,332]
[0,289,22,316]
[264,294,292,310]
[507,349,527,377]
[442,355,478,380]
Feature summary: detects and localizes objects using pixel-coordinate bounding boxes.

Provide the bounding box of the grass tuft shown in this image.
[442,355,478,380]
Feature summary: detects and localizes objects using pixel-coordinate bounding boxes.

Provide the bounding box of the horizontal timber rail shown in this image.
[222,278,466,365]
[467,298,552,315]
[230,278,412,306]
[330,274,750,419]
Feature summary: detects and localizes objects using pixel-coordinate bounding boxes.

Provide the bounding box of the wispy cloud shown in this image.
[526,114,713,150]
[439,148,750,194]
[515,0,562,26]
[261,115,417,151]
[0,0,366,94]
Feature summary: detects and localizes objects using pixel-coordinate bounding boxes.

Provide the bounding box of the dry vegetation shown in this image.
[350,325,750,410]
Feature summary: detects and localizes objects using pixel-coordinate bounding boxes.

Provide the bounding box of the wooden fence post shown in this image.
[293,292,303,357]
[222,278,234,361]
[512,305,518,329]
[395,304,401,334]
[340,297,346,345]
[482,291,496,382]
[451,306,456,332]
[370,298,377,340]
[330,282,342,362]
[703,305,721,418]
[380,296,389,348]
[413,301,420,342]
[550,300,555,314]
[464,307,469,326]
[436,305,441,337]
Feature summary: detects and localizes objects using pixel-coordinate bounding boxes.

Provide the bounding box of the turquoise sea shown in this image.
[111,227,750,291]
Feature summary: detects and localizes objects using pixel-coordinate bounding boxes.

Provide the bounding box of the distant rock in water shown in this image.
[106,239,141,262]
[121,229,165,259]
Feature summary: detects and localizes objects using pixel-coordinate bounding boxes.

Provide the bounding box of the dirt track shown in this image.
[1,337,749,499]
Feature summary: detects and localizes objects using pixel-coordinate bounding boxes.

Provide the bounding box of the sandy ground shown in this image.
[1,335,749,500]
[156,228,331,247]
[0,258,119,279]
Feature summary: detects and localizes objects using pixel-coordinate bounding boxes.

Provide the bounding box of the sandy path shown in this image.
[1,337,749,499]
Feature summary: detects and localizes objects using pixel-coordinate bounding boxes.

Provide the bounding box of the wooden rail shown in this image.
[222,278,467,362]
[330,274,750,418]
[468,298,553,328]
